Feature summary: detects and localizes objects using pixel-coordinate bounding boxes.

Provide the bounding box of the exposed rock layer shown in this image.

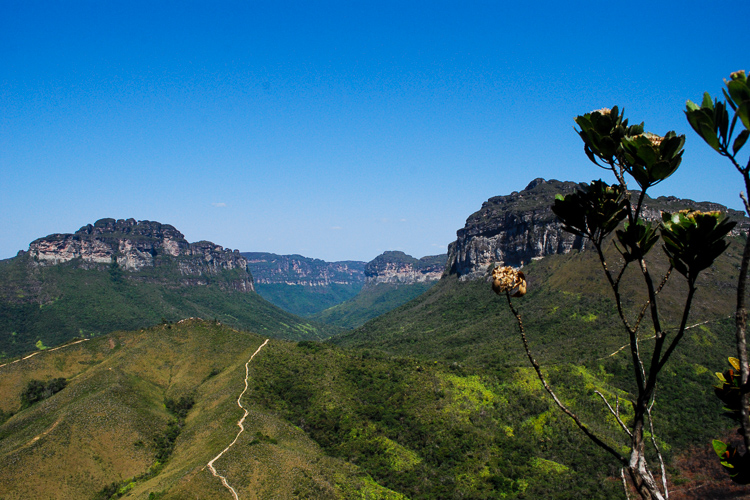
[242,252,366,287]
[27,218,254,291]
[365,251,446,285]
[447,178,749,280]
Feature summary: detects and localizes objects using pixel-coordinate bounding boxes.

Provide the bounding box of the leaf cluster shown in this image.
[686,71,750,157]
[552,180,627,245]
[661,210,737,282]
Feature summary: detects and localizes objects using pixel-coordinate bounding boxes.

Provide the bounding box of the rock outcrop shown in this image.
[446,178,749,280]
[27,218,254,291]
[365,251,446,285]
[242,252,366,287]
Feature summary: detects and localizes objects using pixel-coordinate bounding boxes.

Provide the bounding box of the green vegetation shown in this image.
[685,70,750,484]
[0,253,336,358]
[312,282,436,329]
[19,378,67,409]
[255,282,363,317]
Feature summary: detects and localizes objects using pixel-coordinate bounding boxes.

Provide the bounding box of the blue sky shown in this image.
[1,1,748,262]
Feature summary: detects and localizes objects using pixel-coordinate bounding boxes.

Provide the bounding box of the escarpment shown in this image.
[364,251,446,285]
[446,178,749,280]
[25,218,254,291]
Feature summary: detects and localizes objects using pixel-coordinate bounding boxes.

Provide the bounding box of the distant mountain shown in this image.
[312,251,447,329]
[242,252,367,316]
[243,251,447,322]
[0,219,333,359]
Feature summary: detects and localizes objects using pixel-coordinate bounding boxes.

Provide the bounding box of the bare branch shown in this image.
[621,469,632,500]
[505,292,628,465]
[595,390,632,437]
[647,392,669,498]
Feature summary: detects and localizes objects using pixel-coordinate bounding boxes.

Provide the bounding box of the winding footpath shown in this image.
[0,339,90,370]
[207,338,269,500]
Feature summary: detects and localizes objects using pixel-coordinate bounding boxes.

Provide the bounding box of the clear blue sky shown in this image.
[1,1,747,262]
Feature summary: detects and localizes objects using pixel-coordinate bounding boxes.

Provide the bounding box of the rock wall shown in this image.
[27,218,254,291]
[243,252,366,287]
[446,178,749,280]
[365,251,446,285]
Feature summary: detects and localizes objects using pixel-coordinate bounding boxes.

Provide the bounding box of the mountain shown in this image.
[0,219,334,359]
[447,178,749,280]
[2,182,747,498]
[329,179,749,496]
[244,251,446,325]
[0,319,644,499]
[312,251,447,329]
[242,252,366,316]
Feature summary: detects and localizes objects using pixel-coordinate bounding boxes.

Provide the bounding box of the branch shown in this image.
[595,390,632,437]
[647,390,669,498]
[505,292,628,465]
[621,469,633,500]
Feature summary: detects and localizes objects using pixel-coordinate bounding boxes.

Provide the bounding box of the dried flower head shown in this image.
[592,108,611,116]
[492,266,527,296]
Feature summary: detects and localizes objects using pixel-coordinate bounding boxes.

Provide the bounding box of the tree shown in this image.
[493,103,736,499]
[684,70,750,483]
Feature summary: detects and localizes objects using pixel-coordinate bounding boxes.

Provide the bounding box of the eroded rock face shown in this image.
[242,252,366,287]
[27,218,254,291]
[365,251,446,285]
[446,178,749,280]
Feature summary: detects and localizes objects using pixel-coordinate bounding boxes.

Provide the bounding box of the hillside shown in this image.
[0,219,335,359]
[0,319,664,499]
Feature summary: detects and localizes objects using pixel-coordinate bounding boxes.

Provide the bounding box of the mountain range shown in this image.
[0,178,748,498]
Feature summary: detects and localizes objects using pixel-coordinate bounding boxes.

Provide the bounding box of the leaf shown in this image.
[714,440,729,458]
[716,372,727,382]
[729,357,741,371]
[702,92,715,110]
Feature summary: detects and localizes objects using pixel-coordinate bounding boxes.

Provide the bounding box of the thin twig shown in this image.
[595,390,632,437]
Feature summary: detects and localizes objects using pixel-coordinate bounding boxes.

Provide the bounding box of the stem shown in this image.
[736,189,750,451]
[505,292,627,465]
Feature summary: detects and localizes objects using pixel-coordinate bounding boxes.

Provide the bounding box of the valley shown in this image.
[0,179,748,499]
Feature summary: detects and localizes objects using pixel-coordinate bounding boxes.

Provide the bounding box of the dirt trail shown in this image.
[207,338,269,500]
[0,339,90,370]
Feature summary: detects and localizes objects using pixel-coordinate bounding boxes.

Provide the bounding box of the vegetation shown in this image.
[19,377,67,409]
[0,253,336,358]
[489,89,740,497]
[312,282,436,329]
[684,70,750,482]
[254,282,363,317]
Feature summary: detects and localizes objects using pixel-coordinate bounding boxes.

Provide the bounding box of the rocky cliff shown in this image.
[242,252,366,287]
[26,218,254,291]
[365,251,446,285]
[447,178,749,280]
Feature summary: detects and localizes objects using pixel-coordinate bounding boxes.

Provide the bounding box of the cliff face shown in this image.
[365,251,446,285]
[26,218,254,291]
[447,178,749,280]
[242,252,366,287]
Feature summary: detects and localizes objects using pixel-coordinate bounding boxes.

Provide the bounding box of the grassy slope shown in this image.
[254,282,363,317]
[0,256,336,359]
[329,238,746,487]
[0,321,404,500]
[310,282,436,329]
[1,319,662,499]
